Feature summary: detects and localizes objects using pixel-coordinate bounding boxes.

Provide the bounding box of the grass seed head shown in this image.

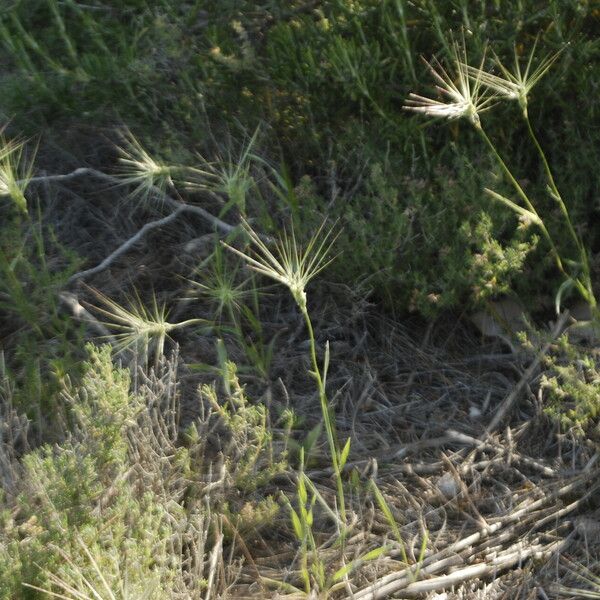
[187,246,254,321]
[465,39,564,115]
[183,127,260,215]
[223,219,338,312]
[116,130,174,201]
[0,136,35,214]
[404,41,494,127]
[87,288,203,362]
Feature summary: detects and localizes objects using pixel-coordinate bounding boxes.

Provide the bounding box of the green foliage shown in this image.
[67,343,139,465]
[1,343,289,598]
[189,244,278,379]
[403,30,600,314]
[0,345,172,599]
[294,161,539,315]
[202,360,288,491]
[4,4,599,595]
[465,214,539,304]
[0,1,206,141]
[542,335,600,433]
[2,1,599,313]
[0,210,83,424]
[0,138,81,428]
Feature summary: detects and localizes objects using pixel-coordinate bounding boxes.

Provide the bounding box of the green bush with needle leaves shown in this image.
[1,2,599,314]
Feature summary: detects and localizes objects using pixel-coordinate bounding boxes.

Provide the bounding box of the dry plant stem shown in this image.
[302,306,347,539]
[355,539,562,600]
[24,167,243,283]
[309,429,559,480]
[27,167,237,235]
[396,540,563,598]
[58,291,115,340]
[68,205,187,283]
[206,528,224,600]
[440,452,488,529]
[355,472,598,600]
[485,310,569,433]
[445,429,556,477]
[222,515,265,594]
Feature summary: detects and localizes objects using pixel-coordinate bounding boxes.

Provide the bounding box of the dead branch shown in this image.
[27,167,237,236]
[67,206,187,283]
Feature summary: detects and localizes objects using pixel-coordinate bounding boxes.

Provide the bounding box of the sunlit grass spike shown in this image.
[404,40,494,127]
[223,218,338,311]
[465,39,564,114]
[0,136,35,214]
[115,129,174,201]
[86,288,203,364]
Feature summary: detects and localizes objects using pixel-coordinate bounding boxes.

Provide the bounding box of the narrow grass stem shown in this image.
[476,126,537,218]
[523,115,582,249]
[523,115,596,311]
[475,125,568,279]
[301,307,347,542]
[172,318,205,330]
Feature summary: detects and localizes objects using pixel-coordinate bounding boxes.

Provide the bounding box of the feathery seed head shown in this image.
[188,246,253,321]
[223,219,338,312]
[465,40,564,115]
[116,130,174,200]
[87,288,203,362]
[183,127,260,215]
[0,137,35,214]
[404,42,494,127]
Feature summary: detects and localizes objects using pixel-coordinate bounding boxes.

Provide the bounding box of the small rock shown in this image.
[469,406,482,419]
[437,473,458,499]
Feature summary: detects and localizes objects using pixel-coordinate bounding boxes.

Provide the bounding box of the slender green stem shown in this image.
[393,0,417,84]
[476,126,537,217]
[477,123,597,312]
[301,307,347,541]
[475,125,569,279]
[173,318,205,329]
[524,115,582,250]
[523,114,596,311]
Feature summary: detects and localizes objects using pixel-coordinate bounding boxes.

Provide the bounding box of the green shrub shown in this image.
[0,343,289,598]
[291,159,539,315]
[542,335,600,434]
[0,210,83,427]
[0,345,171,598]
[2,2,599,313]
